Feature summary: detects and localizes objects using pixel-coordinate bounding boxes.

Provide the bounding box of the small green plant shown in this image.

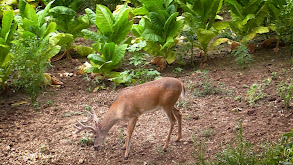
[259,129,293,164]
[272,72,278,80]
[191,134,211,165]
[231,44,253,69]
[117,128,125,145]
[216,120,258,165]
[277,80,293,109]
[201,128,214,138]
[80,132,94,146]
[40,144,50,154]
[245,83,266,105]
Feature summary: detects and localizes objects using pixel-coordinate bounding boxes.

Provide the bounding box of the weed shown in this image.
[235,96,242,102]
[231,44,253,69]
[174,67,184,73]
[201,128,214,138]
[80,132,94,146]
[196,79,222,97]
[277,80,293,109]
[85,105,92,112]
[245,83,266,105]
[216,120,258,164]
[40,144,50,154]
[117,128,125,145]
[191,134,211,165]
[272,72,278,80]
[64,111,83,117]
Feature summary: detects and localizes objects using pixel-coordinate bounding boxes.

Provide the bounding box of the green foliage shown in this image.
[0,0,17,18]
[80,132,94,146]
[259,129,293,164]
[275,0,293,54]
[231,43,253,69]
[83,4,133,50]
[191,135,211,165]
[109,40,161,85]
[277,80,293,109]
[177,0,229,60]
[11,36,56,102]
[193,71,222,97]
[245,83,266,105]
[132,0,184,64]
[87,42,128,73]
[0,10,16,88]
[82,4,133,81]
[216,120,258,165]
[224,0,280,43]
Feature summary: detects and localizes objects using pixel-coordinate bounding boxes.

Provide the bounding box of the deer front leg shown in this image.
[163,108,176,151]
[124,117,138,160]
[172,107,182,142]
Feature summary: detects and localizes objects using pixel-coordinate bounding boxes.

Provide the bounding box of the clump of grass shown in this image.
[80,132,94,146]
[277,80,293,109]
[245,83,266,105]
[231,44,253,69]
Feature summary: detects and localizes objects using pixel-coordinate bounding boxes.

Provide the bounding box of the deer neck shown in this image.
[99,112,119,135]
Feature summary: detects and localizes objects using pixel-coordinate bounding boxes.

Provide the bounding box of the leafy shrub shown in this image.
[11,37,52,102]
[232,44,253,69]
[277,80,293,109]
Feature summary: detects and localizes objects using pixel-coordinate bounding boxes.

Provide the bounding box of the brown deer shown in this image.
[73,77,185,159]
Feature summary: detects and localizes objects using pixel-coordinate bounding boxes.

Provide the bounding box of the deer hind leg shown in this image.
[124,117,138,160]
[163,107,176,151]
[172,107,182,142]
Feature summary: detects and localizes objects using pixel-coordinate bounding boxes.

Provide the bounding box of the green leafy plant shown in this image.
[259,129,293,164]
[47,1,91,60]
[82,4,133,77]
[132,0,184,64]
[245,83,266,105]
[224,0,279,43]
[216,120,258,165]
[177,0,230,63]
[0,10,16,89]
[80,132,94,146]
[277,80,293,109]
[231,43,253,69]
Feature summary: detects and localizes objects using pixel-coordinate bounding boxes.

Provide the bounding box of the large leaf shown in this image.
[88,53,106,66]
[140,0,164,13]
[112,44,128,66]
[196,28,217,51]
[75,45,94,56]
[1,10,14,40]
[38,0,54,26]
[81,29,100,41]
[43,22,56,37]
[24,3,38,26]
[43,45,61,59]
[208,38,230,52]
[85,8,96,25]
[241,26,269,43]
[49,6,76,16]
[102,42,116,61]
[113,20,133,44]
[95,4,114,35]
[49,33,74,48]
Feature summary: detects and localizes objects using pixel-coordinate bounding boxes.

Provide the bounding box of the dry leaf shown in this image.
[150,56,167,71]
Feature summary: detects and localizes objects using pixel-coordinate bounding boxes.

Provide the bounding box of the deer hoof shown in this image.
[94,146,99,151]
[124,156,129,160]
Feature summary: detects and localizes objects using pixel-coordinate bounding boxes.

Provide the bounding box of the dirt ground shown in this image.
[0,46,292,164]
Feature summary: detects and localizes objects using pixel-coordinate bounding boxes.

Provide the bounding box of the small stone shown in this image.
[78,158,84,164]
[183,141,188,145]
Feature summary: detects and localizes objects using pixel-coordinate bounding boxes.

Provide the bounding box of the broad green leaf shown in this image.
[75,45,94,56]
[24,3,38,25]
[19,0,27,18]
[1,10,14,40]
[142,28,163,42]
[241,14,255,26]
[161,36,174,50]
[96,4,114,34]
[132,6,150,16]
[44,22,56,37]
[208,38,230,52]
[224,0,243,19]
[241,26,269,43]
[140,0,164,13]
[49,6,76,16]
[50,33,74,48]
[164,12,178,33]
[85,8,96,25]
[166,19,183,39]
[166,51,176,64]
[81,29,100,41]
[88,53,106,66]
[112,44,128,66]
[102,42,115,61]
[43,45,61,59]
[143,41,162,56]
[1,52,12,68]
[213,21,229,31]
[207,0,223,29]
[196,28,217,51]
[113,20,133,44]
[38,1,54,26]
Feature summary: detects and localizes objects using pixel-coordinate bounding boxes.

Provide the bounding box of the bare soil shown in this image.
[0,47,292,164]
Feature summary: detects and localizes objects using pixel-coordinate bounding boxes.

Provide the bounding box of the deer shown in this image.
[73,77,185,159]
